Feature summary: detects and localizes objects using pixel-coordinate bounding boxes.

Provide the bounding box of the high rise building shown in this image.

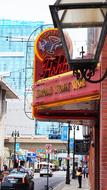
[0,19,44,95]
[0,19,43,136]
[0,19,61,137]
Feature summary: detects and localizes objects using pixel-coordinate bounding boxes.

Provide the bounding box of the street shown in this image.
[34,171,66,190]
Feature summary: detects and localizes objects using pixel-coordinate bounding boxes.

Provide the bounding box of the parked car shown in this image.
[10,167,34,178]
[1,171,34,190]
[40,168,53,177]
[59,165,67,171]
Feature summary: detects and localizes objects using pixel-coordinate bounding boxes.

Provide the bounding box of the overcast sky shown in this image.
[0,0,55,23]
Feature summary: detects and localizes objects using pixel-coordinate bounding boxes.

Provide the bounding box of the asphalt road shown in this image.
[34,171,66,190]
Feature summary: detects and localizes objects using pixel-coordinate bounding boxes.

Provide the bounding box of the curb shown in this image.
[53,181,65,190]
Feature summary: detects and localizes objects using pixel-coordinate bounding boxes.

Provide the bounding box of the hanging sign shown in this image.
[34,28,71,81]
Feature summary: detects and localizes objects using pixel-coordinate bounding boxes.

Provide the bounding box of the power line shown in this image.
[3,67,33,76]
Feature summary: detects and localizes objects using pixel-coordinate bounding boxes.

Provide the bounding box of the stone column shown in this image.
[0,88,6,170]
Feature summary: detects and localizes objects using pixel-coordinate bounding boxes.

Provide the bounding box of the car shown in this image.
[10,167,34,178]
[1,171,34,190]
[59,166,63,171]
[40,168,53,177]
[59,165,67,171]
[63,166,67,171]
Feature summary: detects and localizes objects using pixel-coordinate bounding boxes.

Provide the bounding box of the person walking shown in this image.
[82,166,86,178]
[76,167,82,188]
[2,165,9,177]
[85,166,88,178]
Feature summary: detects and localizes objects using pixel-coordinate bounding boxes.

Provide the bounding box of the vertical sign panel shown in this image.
[61,126,68,141]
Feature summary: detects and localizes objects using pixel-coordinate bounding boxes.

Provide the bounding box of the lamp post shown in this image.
[12,130,19,168]
[49,0,107,83]
[66,122,71,184]
[71,125,79,179]
[45,144,52,190]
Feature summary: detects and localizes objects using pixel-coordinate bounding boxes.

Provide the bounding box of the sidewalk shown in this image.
[59,177,90,190]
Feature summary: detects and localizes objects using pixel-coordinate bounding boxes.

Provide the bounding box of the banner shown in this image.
[61,126,68,141]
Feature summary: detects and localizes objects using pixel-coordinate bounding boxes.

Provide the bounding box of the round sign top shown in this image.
[34,28,65,61]
[45,144,52,149]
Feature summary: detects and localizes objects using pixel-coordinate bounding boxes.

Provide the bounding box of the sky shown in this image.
[0,0,55,23]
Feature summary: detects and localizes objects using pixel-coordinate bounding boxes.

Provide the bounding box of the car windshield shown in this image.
[10,168,27,173]
[42,168,47,170]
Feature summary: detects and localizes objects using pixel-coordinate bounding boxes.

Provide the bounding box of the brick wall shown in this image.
[89,142,95,190]
[100,36,107,190]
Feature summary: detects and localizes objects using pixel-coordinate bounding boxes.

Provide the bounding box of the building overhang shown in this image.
[0,79,19,99]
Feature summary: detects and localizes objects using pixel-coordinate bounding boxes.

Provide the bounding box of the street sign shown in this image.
[16,143,20,152]
[36,149,45,153]
[27,152,36,158]
[70,138,74,149]
[45,144,52,153]
[61,126,68,141]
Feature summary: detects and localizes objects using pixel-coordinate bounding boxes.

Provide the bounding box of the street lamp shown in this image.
[49,0,107,83]
[66,122,71,184]
[71,125,79,179]
[45,144,52,190]
[11,130,19,168]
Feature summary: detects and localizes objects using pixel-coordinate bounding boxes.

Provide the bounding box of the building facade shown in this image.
[0,79,18,169]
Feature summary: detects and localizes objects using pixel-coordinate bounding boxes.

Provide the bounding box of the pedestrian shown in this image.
[85,166,88,178]
[2,165,9,177]
[76,167,82,188]
[82,166,86,178]
[0,169,3,181]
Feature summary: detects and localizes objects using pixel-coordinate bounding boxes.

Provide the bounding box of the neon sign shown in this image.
[40,55,69,78]
[34,28,72,80]
[34,78,86,99]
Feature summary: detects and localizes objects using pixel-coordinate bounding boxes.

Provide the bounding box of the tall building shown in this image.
[0,19,60,137]
[0,19,43,136]
[0,19,44,95]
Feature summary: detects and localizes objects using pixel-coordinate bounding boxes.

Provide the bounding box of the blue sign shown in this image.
[61,126,68,141]
[70,138,74,149]
[16,143,20,152]
[27,152,36,158]
[27,152,36,163]
[36,149,45,153]
[27,157,36,163]
[19,155,26,161]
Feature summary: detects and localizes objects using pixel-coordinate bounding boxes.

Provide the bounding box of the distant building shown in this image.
[0,19,43,95]
[0,78,18,169]
[4,99,35,137]
[0,19,61,137]
[0,19,44,136]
